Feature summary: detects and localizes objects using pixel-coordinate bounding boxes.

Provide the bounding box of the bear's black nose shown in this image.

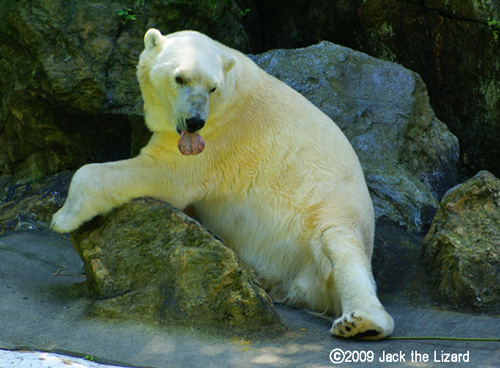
[186,117,205,133]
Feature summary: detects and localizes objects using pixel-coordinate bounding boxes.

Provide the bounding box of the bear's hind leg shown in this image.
[320,229,394,340]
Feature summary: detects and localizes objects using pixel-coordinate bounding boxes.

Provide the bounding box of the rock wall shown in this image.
[2,0,494,181]
[238,0,500,178]
[353,0,500,178]
[0,0,248,179]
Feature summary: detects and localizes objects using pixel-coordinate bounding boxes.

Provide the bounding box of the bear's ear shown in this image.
[144,28,163,50]
[222,54,237,72]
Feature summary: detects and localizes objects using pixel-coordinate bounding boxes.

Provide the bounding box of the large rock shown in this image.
[423,171,500,310]
[239,0,500,178]
[251,42,459,232]
[70,198,285,334]
[0,0,249,179]
[352,0,500,178]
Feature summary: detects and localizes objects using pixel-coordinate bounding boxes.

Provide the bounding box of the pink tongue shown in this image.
[178,130,205,155]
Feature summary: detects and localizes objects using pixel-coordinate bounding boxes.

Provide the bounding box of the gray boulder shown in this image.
[251,42,459,232]
[423,171,500,310]
[240,0,500,178]
[70,198,285,334]
[352,0,500,177]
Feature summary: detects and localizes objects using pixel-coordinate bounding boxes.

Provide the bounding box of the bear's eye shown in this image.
[175,76,186,85]
[209,86,217,93]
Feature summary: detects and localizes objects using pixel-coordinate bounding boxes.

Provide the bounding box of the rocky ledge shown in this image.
[70,198,285,334]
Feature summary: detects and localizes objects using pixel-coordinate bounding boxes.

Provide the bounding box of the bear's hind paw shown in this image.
[330,309,393,340]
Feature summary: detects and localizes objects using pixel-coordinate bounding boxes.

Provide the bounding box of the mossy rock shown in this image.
[71,198,285,334]
[423,171,500,310]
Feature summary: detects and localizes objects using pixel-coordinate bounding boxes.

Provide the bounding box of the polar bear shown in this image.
[52,29,394,339]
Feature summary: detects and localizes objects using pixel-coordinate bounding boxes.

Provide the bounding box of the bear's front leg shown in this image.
[51,162,129,233]
[51,154,186,233]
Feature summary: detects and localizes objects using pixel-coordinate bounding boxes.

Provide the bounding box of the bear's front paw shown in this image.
[50,164,105,233]
[51,194,98,233]
[51,206,86,233]
[330,308,394,340]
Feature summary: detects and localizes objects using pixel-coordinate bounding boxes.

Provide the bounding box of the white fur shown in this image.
[52,29,394,339]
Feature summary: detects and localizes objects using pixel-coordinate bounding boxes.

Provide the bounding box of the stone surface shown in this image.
[70,198,285,334]
[251,42,459,232]
[0,172,72,235]
[423,170,500,310]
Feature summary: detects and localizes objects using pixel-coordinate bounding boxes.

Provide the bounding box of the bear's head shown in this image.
[137,29,237,155]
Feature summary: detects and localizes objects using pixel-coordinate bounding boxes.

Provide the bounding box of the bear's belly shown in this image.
[194,195,313,289]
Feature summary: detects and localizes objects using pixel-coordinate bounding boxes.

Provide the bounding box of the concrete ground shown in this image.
[0,231,499,368]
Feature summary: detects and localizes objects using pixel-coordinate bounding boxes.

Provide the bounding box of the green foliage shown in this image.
[118,1,145,23]
[488,20,500,42]
[240,8,251,16]
[118,7,137,22]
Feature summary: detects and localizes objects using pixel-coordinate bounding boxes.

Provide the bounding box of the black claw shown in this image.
[345,326,351,332]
